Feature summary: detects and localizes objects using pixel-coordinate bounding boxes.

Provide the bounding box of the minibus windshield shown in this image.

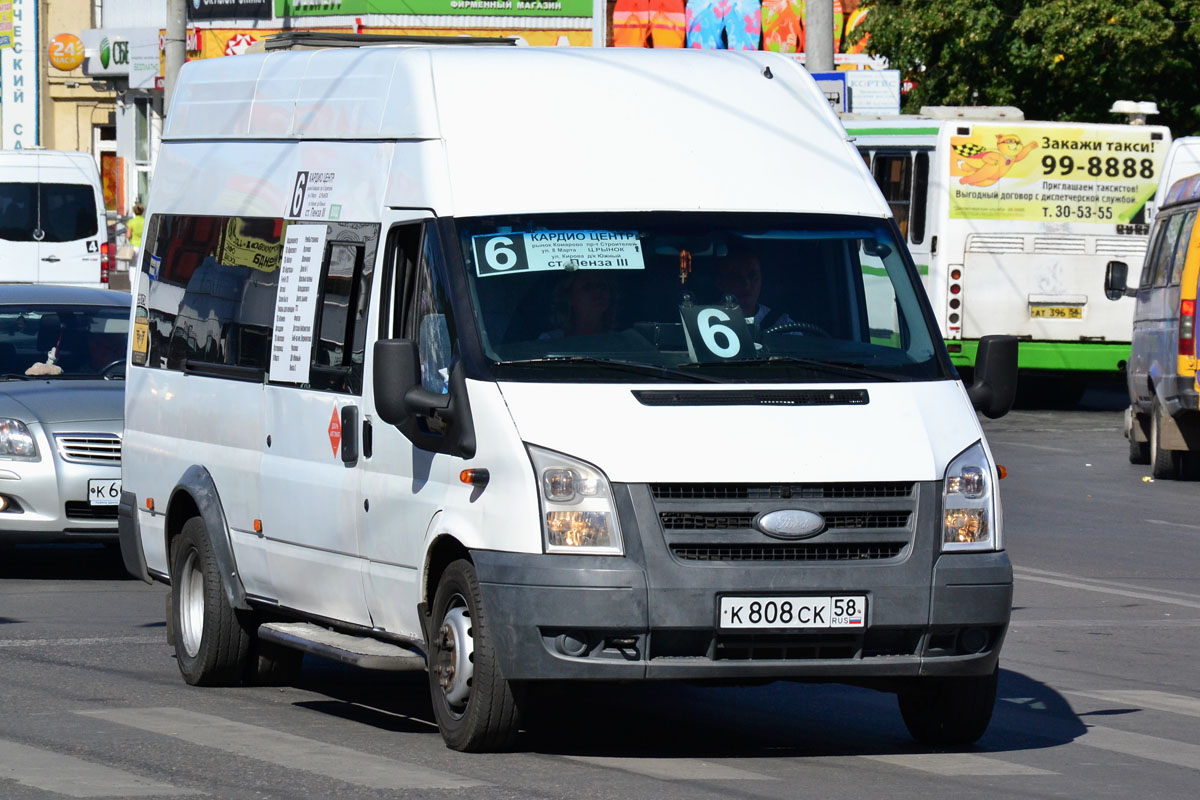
[458,213,950,383]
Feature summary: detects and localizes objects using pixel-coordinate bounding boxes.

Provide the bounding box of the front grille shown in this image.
[54,433,121,465]
[660,511,910,531]
[670,543,905,562]
[715,633,860,660]
[652,482,914,501]
[65,502,118,520]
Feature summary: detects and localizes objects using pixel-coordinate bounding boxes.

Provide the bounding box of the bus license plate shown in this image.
[1030,305,1082,319]
[718,595,866,630]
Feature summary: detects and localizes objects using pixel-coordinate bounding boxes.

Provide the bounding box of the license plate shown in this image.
[1030,305,1083,319]
[718,595,867,630]
[87,478,121,506]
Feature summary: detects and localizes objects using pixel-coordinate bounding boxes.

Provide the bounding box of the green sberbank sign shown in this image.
[275,0,592,17]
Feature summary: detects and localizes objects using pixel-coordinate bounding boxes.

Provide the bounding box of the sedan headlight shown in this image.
[528,444,623,555]
[942,440,998,552]
[0,419,38,460]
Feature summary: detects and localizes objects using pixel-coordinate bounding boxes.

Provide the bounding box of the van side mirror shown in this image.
[372,338,475,458]
[1104,260,1131,301]
[967,335,1018,419]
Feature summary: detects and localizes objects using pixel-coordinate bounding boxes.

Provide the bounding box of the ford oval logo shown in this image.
[755,509,825,539]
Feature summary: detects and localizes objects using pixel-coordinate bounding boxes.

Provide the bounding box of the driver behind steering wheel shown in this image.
[714,244,795,334]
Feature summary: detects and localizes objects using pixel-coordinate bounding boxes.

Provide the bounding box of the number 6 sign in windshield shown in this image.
[679,304,754,362]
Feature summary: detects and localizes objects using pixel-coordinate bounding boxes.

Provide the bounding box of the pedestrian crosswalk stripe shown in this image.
[1078,724,1200,770]
[864,753,1055,776]
[0,738,200,797]
[564,756,776,781]
[75,708,485,791]
[1067,689,1200,719]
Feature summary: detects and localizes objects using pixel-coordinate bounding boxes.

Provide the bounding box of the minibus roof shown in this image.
[162,47,888,218]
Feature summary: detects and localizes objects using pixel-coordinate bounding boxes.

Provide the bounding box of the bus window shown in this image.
[1168,210,1197,286]
[910,152,930,245]
[873,154,912,240]
[859,148,871,169]
[1152,213,1185,288]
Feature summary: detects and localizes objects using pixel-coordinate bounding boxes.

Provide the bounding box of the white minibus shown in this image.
[0,149,110,288]
[119,41,1017,752]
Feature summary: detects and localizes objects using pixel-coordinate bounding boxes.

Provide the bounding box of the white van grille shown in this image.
[1033,236,1087,254]
[54,433,122,465]
[966,235,1025,253]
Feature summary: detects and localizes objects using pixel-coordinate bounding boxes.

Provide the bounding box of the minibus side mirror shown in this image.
[966,335,1018,419]
[372,338,475,459]
[1104,260,1134,300]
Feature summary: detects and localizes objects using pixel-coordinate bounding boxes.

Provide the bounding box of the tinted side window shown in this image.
[137,214,284,373]
[307,224,378,394]
[0,182,98,242]
[1140,223,1166,289]
[1152,213,1185,288]
[910,152,930,245]
[1168,210,1197,286]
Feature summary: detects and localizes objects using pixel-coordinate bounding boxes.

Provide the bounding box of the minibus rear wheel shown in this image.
[897,666,998,746]
[1150,402,1183,479]
[428,559,520,751]
[169,517,252,686]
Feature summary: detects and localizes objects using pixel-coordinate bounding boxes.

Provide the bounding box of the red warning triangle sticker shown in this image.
[328,407,342,457]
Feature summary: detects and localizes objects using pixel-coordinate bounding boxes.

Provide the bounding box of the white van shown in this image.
[0,149,110,288]
[119,42,1018,752]
[1149,136,1200,222]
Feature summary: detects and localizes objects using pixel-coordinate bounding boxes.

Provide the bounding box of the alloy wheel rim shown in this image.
[179,550,205,658]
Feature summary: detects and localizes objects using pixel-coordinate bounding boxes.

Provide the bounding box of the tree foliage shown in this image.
[859,0,1200,134]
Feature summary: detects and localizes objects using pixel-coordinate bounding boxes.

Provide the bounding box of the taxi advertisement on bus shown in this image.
[948,125,1169,226]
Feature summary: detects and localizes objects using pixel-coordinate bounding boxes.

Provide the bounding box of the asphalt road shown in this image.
[2,391,1198,799]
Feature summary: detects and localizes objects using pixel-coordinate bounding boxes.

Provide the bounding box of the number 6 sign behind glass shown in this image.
[679,303,754,363]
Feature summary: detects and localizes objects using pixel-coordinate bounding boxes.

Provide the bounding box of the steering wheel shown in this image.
[100,359,125,379]
[764,321,832,338]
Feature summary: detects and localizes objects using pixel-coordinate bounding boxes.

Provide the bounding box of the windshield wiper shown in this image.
[0,373,34,381]
[681,356,903,382]
[496,356,721,383]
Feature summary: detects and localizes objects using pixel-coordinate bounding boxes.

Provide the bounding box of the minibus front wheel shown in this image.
[896,665,998,746]
[428,559,521,751]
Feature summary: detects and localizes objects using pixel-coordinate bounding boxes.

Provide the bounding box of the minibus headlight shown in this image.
[0,419,38,460]
[942,441,998,552]
[528,445,623,555]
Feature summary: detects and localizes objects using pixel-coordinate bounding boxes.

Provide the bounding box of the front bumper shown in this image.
[474,482,1012,683]
[0,431,120,542]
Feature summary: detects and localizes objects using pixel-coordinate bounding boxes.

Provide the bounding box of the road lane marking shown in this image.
[76,708,484,791]
[1066,690,1200,719]
[863,753,1054,776]
[564,756,775,781]
[1145,518,1200,533]
[0,636,162,648]
[1016,566,1200,600]
[1013,570,1200,610]
[0,738,200,797]
[1077,725,1200,770]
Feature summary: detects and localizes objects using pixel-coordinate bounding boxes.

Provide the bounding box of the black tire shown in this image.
[1150,403,1183,479]
[427,559,520,752]
[897,666,998,747]
[1129,412,1150,465]
[169,517,252,686]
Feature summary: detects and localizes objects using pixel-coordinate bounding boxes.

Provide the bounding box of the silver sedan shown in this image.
[1,285,130,543]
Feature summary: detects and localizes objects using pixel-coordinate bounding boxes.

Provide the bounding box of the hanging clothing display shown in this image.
[612,0,687,48]
[685,0,762,51]
[761,0,803,53]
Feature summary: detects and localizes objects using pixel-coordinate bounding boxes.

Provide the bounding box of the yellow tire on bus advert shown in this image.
[949,125,1168,226]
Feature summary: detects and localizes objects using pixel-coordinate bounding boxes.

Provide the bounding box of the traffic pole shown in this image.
[164,0,186,115]
[805,0,834,73]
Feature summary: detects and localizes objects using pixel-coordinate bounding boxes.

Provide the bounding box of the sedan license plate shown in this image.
[87,478,121,506]
[718,595,866,630]
[1029,305,1082,319]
